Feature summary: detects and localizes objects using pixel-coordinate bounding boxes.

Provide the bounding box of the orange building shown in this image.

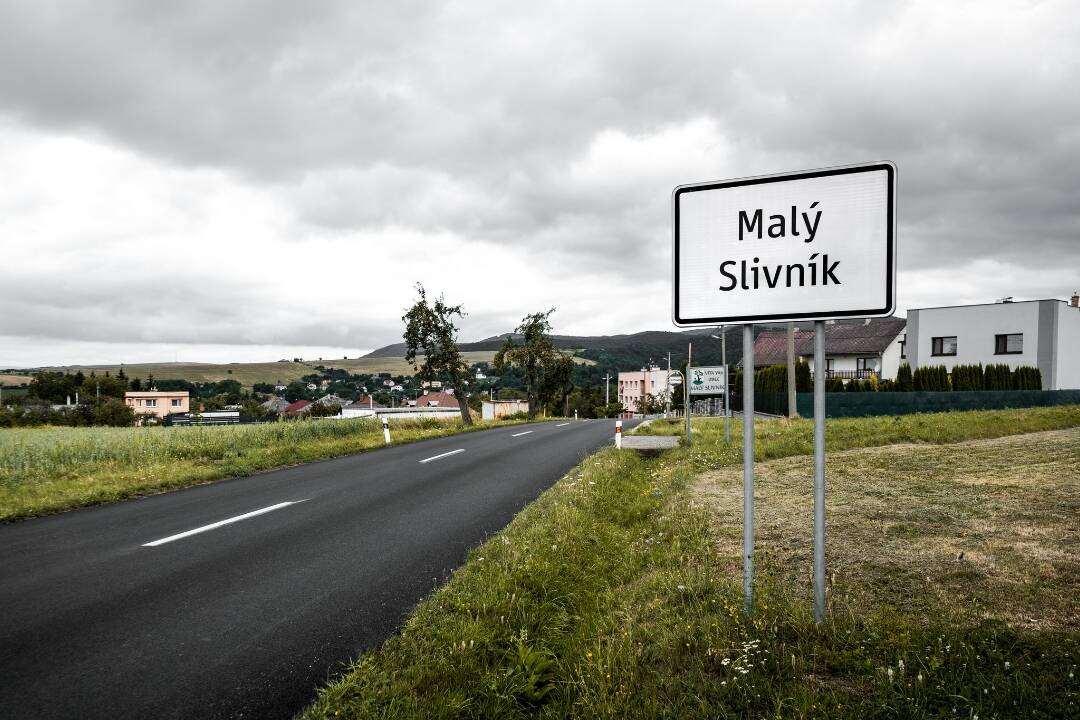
[124,391,190,419]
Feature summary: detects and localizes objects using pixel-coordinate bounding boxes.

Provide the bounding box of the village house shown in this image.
[124,390,189,419]
[751,317,907,380]
[617,364,670,415]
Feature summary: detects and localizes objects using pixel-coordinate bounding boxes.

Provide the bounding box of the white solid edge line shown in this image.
[418,448,466,464]
[142,500,308,547]
[511,430,534,437]
[555,422,570,427]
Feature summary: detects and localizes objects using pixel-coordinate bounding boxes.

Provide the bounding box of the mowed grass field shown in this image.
[0,416,523,522]
[301,406,1080,719]
[34,351,502,387]
[0,374,31,386]
[32,350,593,388]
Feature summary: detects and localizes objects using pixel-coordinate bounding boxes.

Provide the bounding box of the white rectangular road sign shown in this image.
[673,162,896,326]
[688,366,726,395]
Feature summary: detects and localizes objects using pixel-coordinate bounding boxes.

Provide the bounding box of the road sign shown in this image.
[667,372,682,386]
[688,366,726,395]
[672,161,896,326]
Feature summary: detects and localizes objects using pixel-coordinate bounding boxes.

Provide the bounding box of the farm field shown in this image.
[301,406,1080,719]
[0,374,30,386]
[0,415,524,522]
[32,351,502,387]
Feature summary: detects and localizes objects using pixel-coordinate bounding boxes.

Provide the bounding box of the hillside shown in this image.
[366,327,753,370]
[33,352,501,388]
[18,324,815,390]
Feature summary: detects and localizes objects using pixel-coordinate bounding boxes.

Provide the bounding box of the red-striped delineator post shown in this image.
[382,417,391,445]
[615,419,623,448]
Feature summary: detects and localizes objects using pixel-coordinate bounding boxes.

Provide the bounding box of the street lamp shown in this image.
[710,326,731,444]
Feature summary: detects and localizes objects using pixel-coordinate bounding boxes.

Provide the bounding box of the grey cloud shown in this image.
[2,1,1079,362]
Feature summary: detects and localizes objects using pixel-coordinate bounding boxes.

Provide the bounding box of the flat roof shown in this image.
[124,390,189,396]
[909,299,1065,311]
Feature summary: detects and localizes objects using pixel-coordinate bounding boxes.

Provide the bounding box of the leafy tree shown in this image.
[94,398,136,427]
[540,354,575,416]
[493,309,562,418]
[307,402,342,418]
[402,284,474,425]
[29,372,76,403]
[241,398,275,419]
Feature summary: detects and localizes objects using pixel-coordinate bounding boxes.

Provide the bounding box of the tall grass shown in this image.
[0,418,517,521]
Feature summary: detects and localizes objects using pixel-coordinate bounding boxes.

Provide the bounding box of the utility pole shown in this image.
[602,372,613,409]
[787,321,797,418]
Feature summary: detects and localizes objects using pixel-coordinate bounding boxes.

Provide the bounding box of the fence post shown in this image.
[382,417,391,445]
[615,419,622,448]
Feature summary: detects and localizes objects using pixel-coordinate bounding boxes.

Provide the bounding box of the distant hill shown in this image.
[366,327,761,371]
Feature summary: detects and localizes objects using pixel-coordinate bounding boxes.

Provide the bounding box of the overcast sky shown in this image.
[1,1,1077,367]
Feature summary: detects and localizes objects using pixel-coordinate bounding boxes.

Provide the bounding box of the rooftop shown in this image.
[752,317,907,366]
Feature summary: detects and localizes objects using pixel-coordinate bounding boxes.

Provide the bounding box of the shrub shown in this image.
[896,362,913,392]
[754,365,787,394]
[795,360,812,393]
[1013,366,1043,390]
[983,363,1012,390]
[94,398,136,427]
[913,365,950,392]
[826,377,845,392]
[951,364,984,391]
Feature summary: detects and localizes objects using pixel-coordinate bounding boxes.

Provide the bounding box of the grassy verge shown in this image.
[0,417,525,522]
[300,406,1080,719]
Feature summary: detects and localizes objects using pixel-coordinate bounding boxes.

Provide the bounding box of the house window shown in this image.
[900,335,906,359]
[825,359,835,374]
[931,336,957,356]
[171,399,183,407]
[995,333,1023,355]
[856,358,875,372]
[145,399,157,407]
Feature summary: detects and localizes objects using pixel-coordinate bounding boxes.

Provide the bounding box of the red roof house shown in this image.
[284,399,312,416]
[414,391,459,409]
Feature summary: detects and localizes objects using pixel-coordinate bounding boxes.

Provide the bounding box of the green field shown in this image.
[0,416,524,522]
[300,406,1080,719]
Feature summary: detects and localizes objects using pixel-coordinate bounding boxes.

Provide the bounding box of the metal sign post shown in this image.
[685,343,692,445]
[742,324,755,614]
[813,320,826,622]
[672,161,897,621]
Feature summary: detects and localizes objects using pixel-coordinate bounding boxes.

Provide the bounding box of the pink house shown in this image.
[124,391,190,419]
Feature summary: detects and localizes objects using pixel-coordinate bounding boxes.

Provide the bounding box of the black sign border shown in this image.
[673,162,896,326]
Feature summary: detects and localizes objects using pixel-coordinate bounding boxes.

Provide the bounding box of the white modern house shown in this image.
[752,318,908,380]
[905,296,1080,390]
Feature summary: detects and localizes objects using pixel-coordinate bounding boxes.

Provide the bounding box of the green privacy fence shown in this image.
[792,390,1080,418]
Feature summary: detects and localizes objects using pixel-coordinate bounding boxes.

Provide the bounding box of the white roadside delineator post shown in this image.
[614,419,622,448]
[382,417,391,445]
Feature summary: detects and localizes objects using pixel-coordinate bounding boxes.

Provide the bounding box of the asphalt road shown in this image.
[0,418,638,720]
